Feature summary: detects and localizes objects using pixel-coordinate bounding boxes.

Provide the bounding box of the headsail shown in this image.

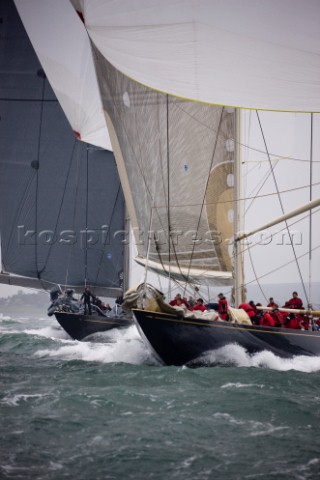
[14,0,112,150]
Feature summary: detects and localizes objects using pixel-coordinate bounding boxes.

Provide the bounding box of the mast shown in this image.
[123,206,130,292]
[84,143,89,287]
[166,94,172,299]
[309,113,313,303]
[233,108,244,306]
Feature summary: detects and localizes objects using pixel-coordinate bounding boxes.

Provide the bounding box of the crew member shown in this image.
[218,293,228,320]
[260,312,276,327]
[267,297,279,309]
[189,298,207,312]
[284,312,301,329]
[81,287,95,315]
[170,293,189,308]
[238,302,260,325]
[286,291,303,310]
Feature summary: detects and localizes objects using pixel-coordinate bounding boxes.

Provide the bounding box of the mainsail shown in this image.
[96,53,235,286]
[0,0,125,297]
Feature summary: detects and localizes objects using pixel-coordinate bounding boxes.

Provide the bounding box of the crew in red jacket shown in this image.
[271,309,286,327]
[267,297,279,309]
[170,293,189,308]
[284,312,301,329]
[286,291,303,310]
[238,303,260,325]
[218,293,228,320]
[260,312,276,327]
[189,298,207,312]
[238,303,256,319]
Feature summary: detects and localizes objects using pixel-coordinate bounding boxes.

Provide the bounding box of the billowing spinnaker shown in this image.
[82,0,320,113]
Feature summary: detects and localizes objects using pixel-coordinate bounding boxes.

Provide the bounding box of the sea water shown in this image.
[1,312,320,480]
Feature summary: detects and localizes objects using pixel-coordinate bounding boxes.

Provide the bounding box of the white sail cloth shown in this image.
[13,0,320,290]
[14,0,320,141]
[14,0,112,150]
[78,0,320,113]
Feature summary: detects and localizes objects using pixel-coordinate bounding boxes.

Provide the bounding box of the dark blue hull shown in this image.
[133,309,320,366]
[54,311,133,341]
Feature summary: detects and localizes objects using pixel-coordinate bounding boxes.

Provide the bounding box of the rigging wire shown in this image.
[244,243,320,291]
[93,181,122,292]
[34,71,46,285]
[143,207,154,292]
[184,108,225,283]
[92,68,171,264]
[154,97,191,289]
[3,170,37,261]
[152,95,193,293]
[255,111,309,303]
[236,208,320,290]
[246,245,269,304]
[64,140,82,288]
[38,138,78,281]
[175,101,320,164]
[89,46,226,292]
[245,207,320,251]
[151,181,320,209]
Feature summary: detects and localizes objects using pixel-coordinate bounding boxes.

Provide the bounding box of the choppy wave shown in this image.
[2,313,320,480]
[34,325,159,366]
[2,315,320,373]
[25,326,70,340]
[1,393,50,407]
[29,329,320,372]
[194,343,320,372]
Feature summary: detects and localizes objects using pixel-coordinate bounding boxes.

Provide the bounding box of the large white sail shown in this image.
[0,1,125,297]
[97,54,235,285]
[14,0,112,150]
[14,0,320,295]
[75,0,320,113]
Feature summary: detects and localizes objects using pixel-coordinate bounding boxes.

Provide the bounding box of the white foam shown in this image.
[213,412,289,437]
[25,326,70,340]
[1,393,48,407]
[200,343,320,372]
[34,325,157,365]
[221,382,265,389]
[0,313,12,321]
